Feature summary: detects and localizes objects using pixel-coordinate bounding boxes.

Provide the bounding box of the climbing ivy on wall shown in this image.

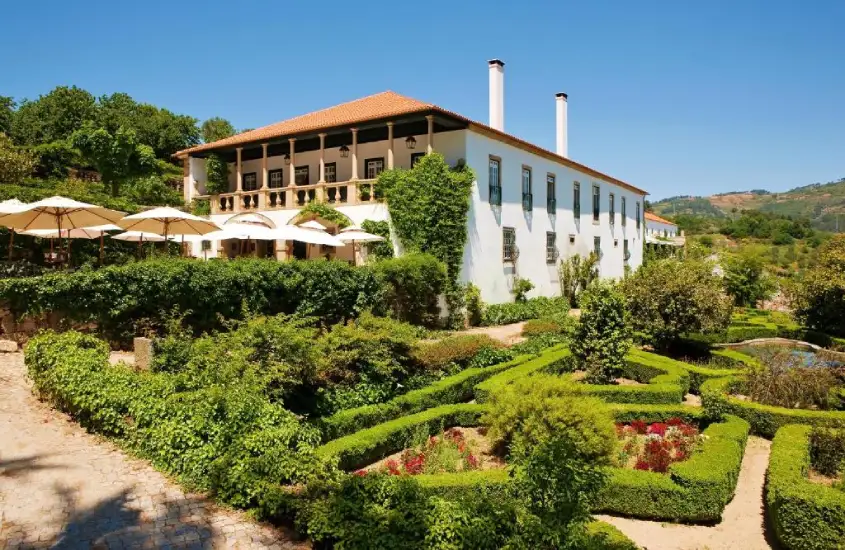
[376,153,475,327]
[295,201,351,228]
[205,154,229,195]
[361,220,394,260]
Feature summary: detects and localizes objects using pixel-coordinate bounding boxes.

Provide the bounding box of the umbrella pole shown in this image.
[99,232,104,266]
[164,222,169,256]
[352,239,357,266]
[181,234,185,258]
[8,230,13,261]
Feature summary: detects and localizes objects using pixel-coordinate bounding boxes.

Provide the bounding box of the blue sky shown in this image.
[2,0,843,200]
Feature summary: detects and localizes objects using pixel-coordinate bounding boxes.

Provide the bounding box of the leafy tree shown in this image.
[201,117,236,143]
[622,257,732,349]
[558,252,599,307]
[0,133,36,183]
[11,86,98,145]
[0,96,14,136]
[793,235,845,336]
[71,126,156,196]
[570,281,631,384]
[722,254,775,307]
[31,139,79,178]
[98,93,200,159]
[205,155,230,195]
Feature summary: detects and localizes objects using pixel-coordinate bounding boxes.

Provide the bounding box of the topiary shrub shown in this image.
[571,281,632,384]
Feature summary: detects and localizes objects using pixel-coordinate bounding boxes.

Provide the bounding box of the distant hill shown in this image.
[651,178,845,232]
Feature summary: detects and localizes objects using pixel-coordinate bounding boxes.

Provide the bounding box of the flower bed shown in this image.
[616,417,700,473]
[357,427,502,476]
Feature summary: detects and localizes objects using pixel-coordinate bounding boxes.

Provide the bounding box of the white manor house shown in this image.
[177,60,649,304]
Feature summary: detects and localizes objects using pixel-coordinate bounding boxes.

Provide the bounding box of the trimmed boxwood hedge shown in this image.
[628,348,744,394]
[767,424,845,550]
[320,345,569,441]
[701,376,845,438]
[315,403,487,471]
[593,408,750,522]
[473,347,572,403]
[399,404,749,523]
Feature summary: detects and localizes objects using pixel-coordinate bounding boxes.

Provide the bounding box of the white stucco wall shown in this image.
[462,130,646,304]
[646,218,678,238]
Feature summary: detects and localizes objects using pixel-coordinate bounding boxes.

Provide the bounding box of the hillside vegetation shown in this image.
[652,178,845,232]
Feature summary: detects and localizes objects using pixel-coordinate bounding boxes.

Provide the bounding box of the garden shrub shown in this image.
[320,347,565,441]
[411,334,503,371]
[483,375,618,462]
[1,258,385,343]
[571,281,631,384]
[809,426,845,477]
[767,424,845,550]
[742,350,843,410]
[474,346,571,402]
[464,283,483,327]
[622,257,733,350]
[558,252,599,308]
[793,235,845,337]
[511,276,535,302]
[521,317,573,337]
[481,295,570,326]
[374,253,447,327]
[701,376,845,437]
[24,331,325,517]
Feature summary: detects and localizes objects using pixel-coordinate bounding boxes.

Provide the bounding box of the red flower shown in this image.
[634,459,650,470]
[667,417,685,427]
[353,469,368,477]
[630,420,648,434]
[386,459,401,475]
[466,454,479,469]
[647,423,668,437]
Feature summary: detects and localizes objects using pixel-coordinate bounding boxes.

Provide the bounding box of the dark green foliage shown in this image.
[558,252,599,307]
[0,258,385,343]
[71,125,157,196]
[205,154,229,195]
[360,219,394,260]
[720,210,814,241]
[377,153,474,328]
[25,331,324,514]
[0,133,36,183]
[374,253,447,327]
[622,258,733,349]
[722,254,775,307]
[294,201,352,228]
[200,117,236,143]
[11,86,98,145]
[794,235,845,337]
[464,283,483,327]
[481,296,571,326]
[809,427,845,477]
[571,281,631,384]
[511,276,535,302]
[767,425,845,550]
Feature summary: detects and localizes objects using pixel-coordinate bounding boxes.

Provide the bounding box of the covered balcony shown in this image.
[187,112,466,215]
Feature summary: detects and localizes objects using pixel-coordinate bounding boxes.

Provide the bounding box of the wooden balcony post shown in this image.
[386,121,394,169]
[317,133,326,202]
[236,147,243,192]
[426,115,434,154]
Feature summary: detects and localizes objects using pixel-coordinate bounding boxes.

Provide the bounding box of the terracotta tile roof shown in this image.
[177,90,648,195]
[178,91,434,156]
[645,211,676,225]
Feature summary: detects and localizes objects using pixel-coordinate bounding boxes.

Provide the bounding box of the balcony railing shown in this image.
[207,179,378,215]
[522,193,533,212]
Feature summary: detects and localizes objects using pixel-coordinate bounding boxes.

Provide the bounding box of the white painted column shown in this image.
[426,115,434,154]
[318,133,326,182]
[350,128,359,180]
[288,138,296,184]
[236,147,243,192]
[261,143,269,189]
[386,122,394,169]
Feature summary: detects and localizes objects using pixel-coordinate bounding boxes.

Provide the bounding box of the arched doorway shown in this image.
[222,213,277,259]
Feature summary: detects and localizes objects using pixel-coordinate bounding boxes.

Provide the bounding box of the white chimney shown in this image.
[488,59,504,131]
[555,92,568,157]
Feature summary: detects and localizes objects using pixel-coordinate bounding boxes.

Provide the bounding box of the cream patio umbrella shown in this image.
[23,224,123,265]
[0,199,27,261]
[336,225,385,266]
[117,207,220,253]
[111,231,167,259]
[0,196,124,265]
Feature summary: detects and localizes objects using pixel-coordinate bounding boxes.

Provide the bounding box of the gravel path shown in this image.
[463,322,527,345]
[0,352,308,549]
[598,436,777,550]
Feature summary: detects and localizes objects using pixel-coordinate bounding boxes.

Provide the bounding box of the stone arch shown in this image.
[225,212,276,228]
